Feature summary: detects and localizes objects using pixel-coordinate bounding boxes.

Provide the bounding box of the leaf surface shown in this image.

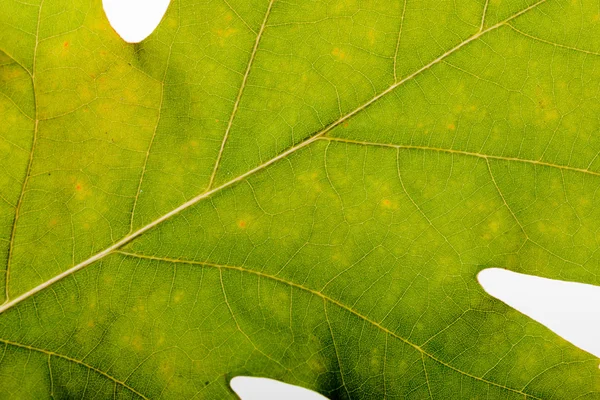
[2,0,600,398]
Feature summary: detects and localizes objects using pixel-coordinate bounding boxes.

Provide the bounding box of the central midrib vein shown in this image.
[0,0,547,315]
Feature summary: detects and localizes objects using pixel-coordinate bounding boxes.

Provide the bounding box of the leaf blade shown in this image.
[2,0,600,398]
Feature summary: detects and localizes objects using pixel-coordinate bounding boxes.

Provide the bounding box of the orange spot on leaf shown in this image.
[238,220,247,228]
[332,47,348,61]
[216,28,237,39]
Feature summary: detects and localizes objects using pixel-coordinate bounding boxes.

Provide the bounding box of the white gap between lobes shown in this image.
[230,376,329,400]
[102,0,170,43]
[478,268,600,361]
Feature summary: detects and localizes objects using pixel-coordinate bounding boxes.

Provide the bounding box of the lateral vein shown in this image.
[322,136,600,178]
[115,251,544,399]
[207,0,276,190]
[129,10,180,232]
[0,338,149,399]
[5,0,44,302]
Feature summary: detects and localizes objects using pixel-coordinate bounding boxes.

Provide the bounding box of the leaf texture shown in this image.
[2,0,600,398]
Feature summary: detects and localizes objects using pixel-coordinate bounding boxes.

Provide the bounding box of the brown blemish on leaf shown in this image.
[538,99,547,109]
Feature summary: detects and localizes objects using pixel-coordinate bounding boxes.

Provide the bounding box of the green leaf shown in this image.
[1,0,600,398]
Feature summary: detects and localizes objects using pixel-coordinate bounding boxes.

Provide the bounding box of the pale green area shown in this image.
[1,0,600,398]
